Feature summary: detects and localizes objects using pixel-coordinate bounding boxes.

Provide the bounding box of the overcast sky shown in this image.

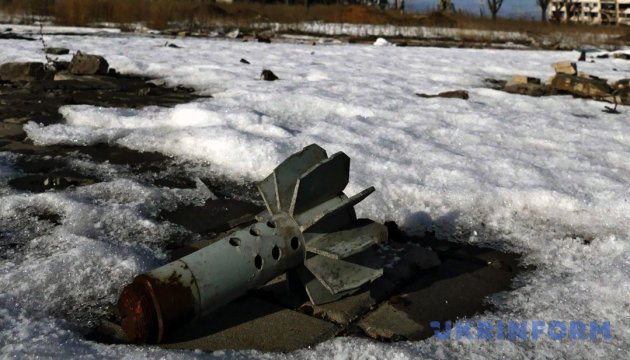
[407,0,542,19]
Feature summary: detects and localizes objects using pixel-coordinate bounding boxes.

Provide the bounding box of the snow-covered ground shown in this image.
[1,27,629,358]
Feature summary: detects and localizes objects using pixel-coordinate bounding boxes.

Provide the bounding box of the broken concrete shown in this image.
[68,52,109,75]
[358,259,515,341]
[506,75,541,87]
[0,62,46,82]
[553,61,577,75]
[550,73,613,100]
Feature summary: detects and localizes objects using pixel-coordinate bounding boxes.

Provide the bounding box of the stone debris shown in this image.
[489,60,628,106]
[613,53,630,60]
[416,90,469,100]
[68,51,109,75]
[0,62,46,82]
[551,73,613,100]
[553,61,577,75]
[260,69,279,81]
[45,47,70,55]
[240,58,250,64]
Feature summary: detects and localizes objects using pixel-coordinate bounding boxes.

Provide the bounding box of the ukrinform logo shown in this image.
[430,320,612,341]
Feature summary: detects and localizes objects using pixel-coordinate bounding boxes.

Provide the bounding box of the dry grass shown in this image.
[0,0,627,38]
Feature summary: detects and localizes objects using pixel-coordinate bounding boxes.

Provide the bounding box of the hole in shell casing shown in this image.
[272,245,281,260]
[250,227,261,236]
[254,255,263,270]
[229,237,241,246]
[290,237,299,250]
[266,220,276,228]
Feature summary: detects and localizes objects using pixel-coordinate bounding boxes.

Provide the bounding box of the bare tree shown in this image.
[536,0,551,22]
[486,0,504,21]
[439,0,454,13]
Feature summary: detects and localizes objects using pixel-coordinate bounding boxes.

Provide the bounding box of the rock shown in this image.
[166,43,181,48]
[553,61,577,75]
[177,31,189,37]
[260,69,279,81]
[416,90,469,100]
[550,73,613,99]
[596,53,610,59]
[0,62,46,82]
[613,52,630,60]
[45,47,70,55]
[68,52,109,75]
[240,58,250,64]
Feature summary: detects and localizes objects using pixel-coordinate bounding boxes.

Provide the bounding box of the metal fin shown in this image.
[304,255,383,294]
[257,172,280,214]
[291,152,350,216]
[305,221,387,260]
[295,187,375,231]
[272,144,328,213]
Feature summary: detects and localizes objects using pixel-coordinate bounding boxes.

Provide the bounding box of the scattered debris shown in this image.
[45,47,70,55]
[260,69,279,81]
[489,61,628,106]
[164,42,181,48]
[613,53,630,60]
[68,51,109,75]
[416,90,469,100]
[240,58,250,64]
[551,73,613,100]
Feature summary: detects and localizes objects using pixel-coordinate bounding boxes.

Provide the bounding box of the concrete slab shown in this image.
[161,297,338,353]
[358,259,514,341]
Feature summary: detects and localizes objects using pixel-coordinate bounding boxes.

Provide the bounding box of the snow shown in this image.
[2,29,630,359]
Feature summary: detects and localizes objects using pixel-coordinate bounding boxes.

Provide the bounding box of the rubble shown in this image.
[551,73,613,100]
[489,61,628,106]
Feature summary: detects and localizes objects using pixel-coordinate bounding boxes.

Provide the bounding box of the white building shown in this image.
[549,0,630,25]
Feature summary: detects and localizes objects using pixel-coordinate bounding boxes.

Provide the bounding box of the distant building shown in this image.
[549,0,630,25]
